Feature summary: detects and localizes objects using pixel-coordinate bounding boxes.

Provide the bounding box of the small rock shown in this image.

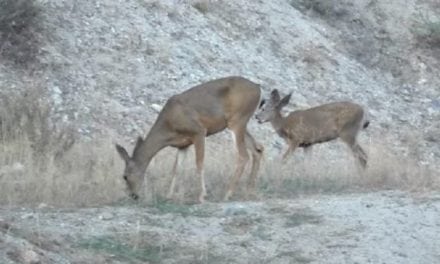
[0,219,11,230]
[425,129,440,143]
[223,203,250,216]
[21,213,34,220]
[99,212,114,220]
[151,103,163,113]
[0,162,25,175]
[20,249,40,264]
[38,203,49,209]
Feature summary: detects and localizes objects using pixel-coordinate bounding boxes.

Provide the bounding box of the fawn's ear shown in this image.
[270,89,281,103]
[115,144,130,163]
[277,93,292,109]
[258,99,266,109]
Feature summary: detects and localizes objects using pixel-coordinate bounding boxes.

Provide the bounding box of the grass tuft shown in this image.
[284,208,322,227]
[79,235,162,263]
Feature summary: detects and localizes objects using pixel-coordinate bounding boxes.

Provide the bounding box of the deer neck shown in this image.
[270,111,285,134]
[132,124,169,173]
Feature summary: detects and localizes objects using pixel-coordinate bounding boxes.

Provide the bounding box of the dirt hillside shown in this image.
[0,1,439,263]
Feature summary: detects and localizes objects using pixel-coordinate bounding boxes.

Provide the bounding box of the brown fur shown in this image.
[115,76,263,203]
[255,89,369,168]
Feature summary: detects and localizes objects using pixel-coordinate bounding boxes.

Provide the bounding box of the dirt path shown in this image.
[1,191,439,264]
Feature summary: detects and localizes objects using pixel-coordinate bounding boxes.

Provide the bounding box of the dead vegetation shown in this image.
[0,0,42,67]
[0,82,123,206]
[0,82,436,207]
[0,87,436,207]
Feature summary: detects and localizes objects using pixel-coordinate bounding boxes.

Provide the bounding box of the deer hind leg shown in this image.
[193,131,207,203]
[244,130,263,199]
[224,125,250,201]
[340,129,368,170]
[167,148,188,200]
[303,145,313,176]
[353,143,368,168]
[303,145,313,156]
[282,139,298,163]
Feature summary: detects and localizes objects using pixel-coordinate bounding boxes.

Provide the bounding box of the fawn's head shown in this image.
[115,137,146,200]
[255,89,291,124]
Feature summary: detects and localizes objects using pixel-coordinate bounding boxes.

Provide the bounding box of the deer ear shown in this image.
[258,99,266,109]
[277,93,292,109]
[115,144,130,163]
[270,89,281,103]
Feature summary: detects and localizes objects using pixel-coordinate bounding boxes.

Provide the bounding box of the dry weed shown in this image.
[0,85,123,206]
[0,90,436,208]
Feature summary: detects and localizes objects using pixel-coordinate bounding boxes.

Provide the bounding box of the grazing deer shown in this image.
[115,76,263,203]
[255,89,369,168]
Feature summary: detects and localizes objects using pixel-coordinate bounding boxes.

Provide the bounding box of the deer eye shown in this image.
[123,175,128,181]
[259,99,266,108]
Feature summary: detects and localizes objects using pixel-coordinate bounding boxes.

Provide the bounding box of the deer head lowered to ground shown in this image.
[255,89,369,169]
[115,76,264,203]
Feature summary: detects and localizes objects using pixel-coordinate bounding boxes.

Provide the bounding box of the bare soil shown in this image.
[1,191,439,264]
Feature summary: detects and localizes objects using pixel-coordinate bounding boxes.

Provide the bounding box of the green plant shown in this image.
[79,236,162,263]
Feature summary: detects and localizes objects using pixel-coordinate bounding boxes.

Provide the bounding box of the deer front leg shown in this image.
[352,142,368,170]
[167,149,187,200]
[282,140,297,162]
[244,130,263,200]
[224,126,249,201]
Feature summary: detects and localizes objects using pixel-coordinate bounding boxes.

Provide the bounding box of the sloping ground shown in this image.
[0,0,438,163]
[0,2,439,262]
[1,191,439,263]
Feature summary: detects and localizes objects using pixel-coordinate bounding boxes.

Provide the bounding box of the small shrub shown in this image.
[0,85,75,160]
[413,19,440,48]
[289,0,349,18]
[0,82,133,207]
[0,0,41,66]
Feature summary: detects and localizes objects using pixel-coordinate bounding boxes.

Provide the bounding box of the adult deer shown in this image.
[115,76,263,203]
[255,89,369,168]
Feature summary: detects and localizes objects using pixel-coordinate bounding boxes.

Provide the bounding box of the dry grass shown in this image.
[0,85,124,207]
[140,134,438,205]
[0,137,125,207]
[0,87,436,207]
[258,141,437,198]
